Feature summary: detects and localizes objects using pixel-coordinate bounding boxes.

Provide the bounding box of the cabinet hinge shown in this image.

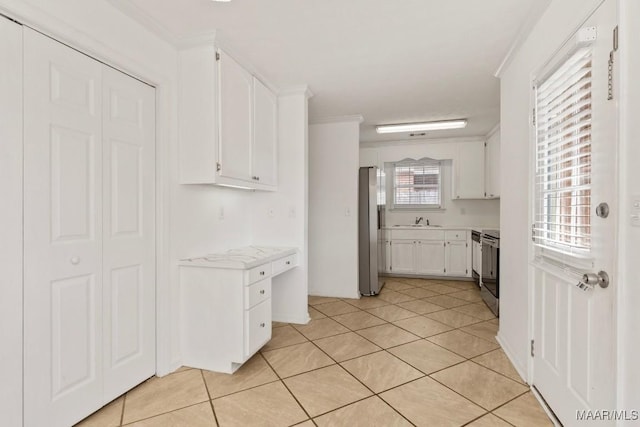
[608,25,619,101]
[466,243,468,248]
[531,339,535,357]
[390,266,392,271]
[531,223,536,242]
[444,268,446,273]
[484,142,487,147]
[443,242,446,247]
[466,269,468,274]
[216,162,221,172]
[216,52,221,61]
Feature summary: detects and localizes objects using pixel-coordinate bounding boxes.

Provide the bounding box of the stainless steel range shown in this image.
[480,230,500,316]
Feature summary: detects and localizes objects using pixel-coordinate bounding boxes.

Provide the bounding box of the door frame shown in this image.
[525,0,616,414]
[0,0,175,387]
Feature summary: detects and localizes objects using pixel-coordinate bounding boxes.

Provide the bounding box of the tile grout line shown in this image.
[258,346,315,424]
[199,368,221,427]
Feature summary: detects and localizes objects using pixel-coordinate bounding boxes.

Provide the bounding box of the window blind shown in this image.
[533,47,592,255]
[393,161,441,207]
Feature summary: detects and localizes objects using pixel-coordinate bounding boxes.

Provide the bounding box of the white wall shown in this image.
[361,138,500,228]
[309,120,361,299]
[498,0,607,379]
[0,16,23,427]
[252,90,311,323]
[617,0,640,412]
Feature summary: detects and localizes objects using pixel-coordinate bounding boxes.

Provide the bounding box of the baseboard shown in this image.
[496,332,529,385]
[531,386,563,427]
[274,312,310,325]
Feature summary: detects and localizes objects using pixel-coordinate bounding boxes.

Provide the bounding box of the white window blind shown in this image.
[393,161,442,208]
[533,47,592,256]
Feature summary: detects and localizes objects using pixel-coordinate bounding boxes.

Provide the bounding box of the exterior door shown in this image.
[390,240,416,274]
[416,240,446,275]
[531,1,617,425]
[102,66,156,402]
[23,28,104,427]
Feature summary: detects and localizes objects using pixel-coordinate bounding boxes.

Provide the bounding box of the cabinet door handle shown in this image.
[260,271,265,276]
[260,289,265,295]
[70,256,80,265]
[260,322,266,328]
[286,261,291,265]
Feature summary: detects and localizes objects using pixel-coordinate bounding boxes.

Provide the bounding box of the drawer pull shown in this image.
[260,271,265,276]
[260,289,265,295]
[286,261,291,265]
[260,322,266,328]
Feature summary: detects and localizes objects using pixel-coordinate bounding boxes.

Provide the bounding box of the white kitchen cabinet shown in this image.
[218,49,253,182]
[252,77,278,187]
[388,228,471,278]
[390,240,416,274]
[452,141,485,199]
[178,46,278,190]
[180,247,297,373]
[445,241,468,276]
[444,230,470,277]
[484,127,500,199]
[416,240,446,275]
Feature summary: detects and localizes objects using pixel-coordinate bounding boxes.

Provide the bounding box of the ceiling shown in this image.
[114,0,542,142]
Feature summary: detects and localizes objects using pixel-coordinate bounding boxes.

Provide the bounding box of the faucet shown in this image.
[415,217,424,225]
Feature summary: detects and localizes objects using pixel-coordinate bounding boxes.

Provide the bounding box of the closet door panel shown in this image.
[102,66,156,401]
[23,28,104,427]
[0,17,23,427]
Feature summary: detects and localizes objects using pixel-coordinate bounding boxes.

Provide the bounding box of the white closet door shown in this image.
[23,28,104,427]
[102,66,156,401]
[0,17,24,427]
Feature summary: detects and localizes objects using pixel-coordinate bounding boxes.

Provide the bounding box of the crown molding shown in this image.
[279,85,314,99]
[108,0,181,46]
[494,0,552,78]
[310,115,364,125]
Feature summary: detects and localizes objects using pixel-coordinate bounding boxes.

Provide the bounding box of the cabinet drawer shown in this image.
[272,254,297,275]
[445,230,468,241]
[392,229,445,240]
[245,278,271,309]
[245,299,271,357]
[248,263,272,284]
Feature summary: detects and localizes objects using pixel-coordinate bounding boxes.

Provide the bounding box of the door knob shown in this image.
[580,271,610,289]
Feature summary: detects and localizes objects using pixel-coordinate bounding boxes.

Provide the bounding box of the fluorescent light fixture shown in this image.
[375,119,467,134]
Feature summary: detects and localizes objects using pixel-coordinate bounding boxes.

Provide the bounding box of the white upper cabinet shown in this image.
[218,50,253,183]
[252,77,278,187]
[178,46,278,191]
[484,126,500,199]
[452,140,485,200]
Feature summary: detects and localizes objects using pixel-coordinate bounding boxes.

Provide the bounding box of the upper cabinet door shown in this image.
[218,50,253,182]
[452,141,485,199]
[252,77,278,187]
[485,129,500,199]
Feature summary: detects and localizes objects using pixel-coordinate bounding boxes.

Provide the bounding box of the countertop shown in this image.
[383,225,498,232]
[179,246,297,269]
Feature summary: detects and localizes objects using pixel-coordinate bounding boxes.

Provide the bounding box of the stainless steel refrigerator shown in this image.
[358,166,385,296]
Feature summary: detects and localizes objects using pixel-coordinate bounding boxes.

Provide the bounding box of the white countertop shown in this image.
[179,246,297,269]
[383,225,497,232]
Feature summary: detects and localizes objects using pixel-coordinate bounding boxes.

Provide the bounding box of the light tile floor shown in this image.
[76,278,554,427]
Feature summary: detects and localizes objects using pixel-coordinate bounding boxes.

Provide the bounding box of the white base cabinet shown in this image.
[180,248,297,373]
[388,228,471,278]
